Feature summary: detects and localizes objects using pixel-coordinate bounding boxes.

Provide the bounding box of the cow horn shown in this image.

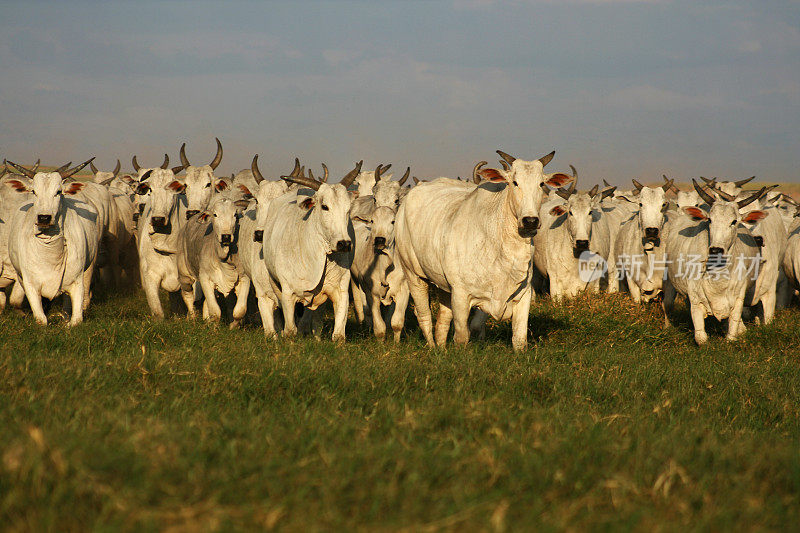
[298,166,306,179]
[132,155,141,171]
[496,149,516,165]
[555,188,572,200]
[308,168,315,181]
[473,161,487,184]
[569,164,578,181]
[603,179,611,187]
[340,160,363,188]
[376,163,391,182]
[0,166,6,179]
[589,184,599,197]
[601,186,617,199]
[89,160,99,174]
[692,179,716,206]
[113,159,121,177]
[666,176,680,194]
[61,157,95,179]
[5,160,36,178]
[321,163,329,183]
[209,137,223,169]
[700,176,714,185]
[251,154,265,183]
[399,166,410,186]
[735,176,756,187]
[179,143,190,167]
[56,161,72,173]
[737,187,767,209]
[289,158,301,177]
[499,160,510,171]
[710,185,736,202]
[632,179,644,191]
[160,154,169,169]
[31,159,40,172]
[281,175,321,191]
[538,150,555,167]
[99,175,116,186]
[171,164,185,174]
[413,176,421,185]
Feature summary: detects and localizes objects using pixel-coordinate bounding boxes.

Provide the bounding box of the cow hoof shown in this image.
[694,332,708,345]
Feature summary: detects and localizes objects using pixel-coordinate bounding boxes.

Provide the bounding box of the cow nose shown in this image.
[644,227,659,238]
[336,239,352,253]
[132,212,140,222]
[754,236,764,247]
[708,246,724,256]
[373,236,386,249]
[521,216,540,230]
[575,239,589,250]
[36,214,52,226]
[253,230,264,242]
[186,209,200,220]
[220,234,232,245]
[151,216,166,227]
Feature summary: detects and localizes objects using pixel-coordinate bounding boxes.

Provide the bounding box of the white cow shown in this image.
[661,182,766,344]
[388,149,572,350]
[0,167,36,310]
[131,153,171,225]
[5,160,99,325]
[261,161,361,340]
[353,163,392,198]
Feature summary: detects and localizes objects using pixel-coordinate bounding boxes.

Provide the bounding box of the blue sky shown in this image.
[1,0,798,185]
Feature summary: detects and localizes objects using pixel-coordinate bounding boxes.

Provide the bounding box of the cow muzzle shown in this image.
[518,216,539,237]
[707,246,727,269]
[36,214,52,227]
[373,236,387,251]
[335,239,352,253]
[220,234,232,246]
[644,227,660,239]
[754,236,764,247]
[186,210,200,220]
[253,230,264,242]
[151,216,167,228]
[574,239,590,251]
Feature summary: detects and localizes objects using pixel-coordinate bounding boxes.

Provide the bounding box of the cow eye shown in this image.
[31,190,37,196]
[639,202,643,207]
[512,180,518,186]
[205,183,211,188]
[568,210,573,216]
[730,220,736,226]
[391,220,395,225]
[321,204,329,211]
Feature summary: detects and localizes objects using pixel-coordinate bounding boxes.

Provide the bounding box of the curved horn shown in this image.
[340,160,363,189]
[631,178,644,191]
[251,154,265,184]
[179,143,190,167]
[589,184,599,198]
[499,160,510,171]
[692,179,716,206]
[89,160,99,174]
[737,186,767,209]
[413,176,420,185]
[735,175,756,187]
[399,166,410,186]
[113,159,121,177]
[55,161,72,173]
[603,179,611,187]
[31,159,40,172]
[700,176,714,185]
[99,175,116,186]
[160,153,169,169]
[289,158,301,178]
[538,150,555,167]
[308,168,315,181]
[5,160,36,178]
[209,137,223,169]
[473,161,487,184]
[171,164,185,174]
[710,185,736,202]
[132,155,141,171]
[321,163,329,183]
[496,150,516,165]
[375,163,391,182]
[555,188,572,200]
[60,157,96,179]
[569,164,578,181]
[281,175,321,191]
[601,186,617,199]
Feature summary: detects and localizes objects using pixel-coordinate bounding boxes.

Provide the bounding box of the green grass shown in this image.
[1,288,799,531]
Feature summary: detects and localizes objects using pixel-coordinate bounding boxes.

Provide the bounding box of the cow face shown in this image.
[305,183,353,254]
[550,193,596,254]
[683,201,765,264]
[676,190,701,209]
[370,206,396,253]
[373,180,402,209]
[27,172,84,231]
[147,169,184,234]
[209,198,238,250]
[354,170,392,198]
[253,180,289,240]
[622,187,668,244]
[479,159,573,238]
[183,165,228,217]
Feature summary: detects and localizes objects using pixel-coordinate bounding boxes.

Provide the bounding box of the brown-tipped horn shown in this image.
[700,176,714,185]
[99,175,116,186]
[499,160,510,171]
[289,158,301,177]
[60,157,96,179]
[399,166,410,186]
[171,164,185,174]
[113,159,121,177]
[589,184,599,198]
[661,177,674,192]
[473,161,487,184]
[375,163,391,182]
[89,160,99,174]
[496,150,516,165]
[569,164,578,181]
[693,179,716,205]
[737,186,767,209]
[735,176,755,187]
[308,168,315,181]
[5,160,36,178]
[31,159,40,172]
[209,137,223,169]
[631,178,644,191]
[601,186,617,199]
[251,154,264,183]
[538,150,555,167]
[55,161,72,173]
[555,188,572,200]
[340,160,363,188]
[413,176,420,185]
[179,143,190,167]
[321,163,329,183]
[603,179,611,187]
[160,153,169,169]
[281,175,321,191]
[298,166,306,179]
[132,155,141,171]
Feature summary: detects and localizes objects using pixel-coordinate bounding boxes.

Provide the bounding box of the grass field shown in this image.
[1,286,799,531]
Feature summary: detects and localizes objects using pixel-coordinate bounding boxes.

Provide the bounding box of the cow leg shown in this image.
[469,310,488,340]
[0,288,5,312]
[201,279,221,323]
[143,275,165,319]
[22,280,47,325]
[661,280,675,328]
[390,280,409,343]
[257,295,278,338]
[451,290,470,346]
[628,278,642,303]
[230,277,250,330]
[280,290,298,338]
[511,287,533,351]
[776,271,791,309]
[690,302,708,345]
[434,291,452,346]
[726,294,747,341]
[82,261,95,311]
[9,282,25,310]
[66,281,85,327]
[180,284,196,319]
[406,274,434,347]
[351,279,366,324]
[329,290,349,343]
[761,288,777,325]
[371,293,386,341]
[606,258,619,293]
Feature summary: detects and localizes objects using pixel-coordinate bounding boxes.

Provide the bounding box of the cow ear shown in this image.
[550,205,566,216]
[64,182,85,195]
[545,173,573,188]
[215,180,229,192]
[742,210,766,223]
[6,179,30,193]
[238,184,253,199]
[478,168,506,183]
[168,180,185,193]
[683,207,707,220]
[234,199,250,209]
[300,197,315,210]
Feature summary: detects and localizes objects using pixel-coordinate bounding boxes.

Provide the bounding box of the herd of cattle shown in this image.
[1,140,799,349]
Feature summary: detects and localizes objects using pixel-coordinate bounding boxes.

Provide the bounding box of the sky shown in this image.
[0,0,798,185]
